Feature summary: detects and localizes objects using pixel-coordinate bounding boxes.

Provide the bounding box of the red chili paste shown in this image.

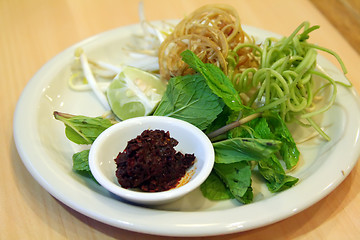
[114,129,195,192]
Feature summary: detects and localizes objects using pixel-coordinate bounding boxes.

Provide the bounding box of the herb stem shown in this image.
[207,112,262,139]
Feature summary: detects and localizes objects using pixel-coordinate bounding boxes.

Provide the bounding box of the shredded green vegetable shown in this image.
[227,21,352,140]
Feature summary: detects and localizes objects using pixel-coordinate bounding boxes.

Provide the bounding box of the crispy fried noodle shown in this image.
[158,4,259,80]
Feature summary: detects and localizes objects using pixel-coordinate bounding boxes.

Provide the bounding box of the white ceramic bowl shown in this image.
[89,116,215,205]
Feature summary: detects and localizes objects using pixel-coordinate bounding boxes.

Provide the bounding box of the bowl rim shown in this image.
[88,116,215,205]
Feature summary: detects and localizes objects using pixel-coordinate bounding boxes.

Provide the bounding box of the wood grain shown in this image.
[310,0,360,54]
[2,0,360,239]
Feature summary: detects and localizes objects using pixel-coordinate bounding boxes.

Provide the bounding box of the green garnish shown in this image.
[53,111,114,144]
[153,73,223,130]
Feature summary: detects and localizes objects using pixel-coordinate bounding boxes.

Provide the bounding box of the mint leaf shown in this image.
[239,186,254,204]
[259,155,299,192]
[263,111,300,169]
[204,106,232,141]
[72,149,90,171]
[180,50,245,112]
[200,171,234,201]
[229,111,300,170]
[226,112,299,193]
[214,161,253,204]
[54,111,114,144]
[153,74,223,130]
[213,138,281,163]
[72,150,98,181]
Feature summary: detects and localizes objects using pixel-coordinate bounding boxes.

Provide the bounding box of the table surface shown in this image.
[2,0,360,239]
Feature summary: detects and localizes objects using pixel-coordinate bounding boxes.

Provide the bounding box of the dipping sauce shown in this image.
[114,129,195,192]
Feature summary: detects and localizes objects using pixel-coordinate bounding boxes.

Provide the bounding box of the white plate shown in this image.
[13,21,360,237]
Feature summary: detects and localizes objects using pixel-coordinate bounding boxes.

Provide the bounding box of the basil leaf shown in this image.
[200,171,234,201]
[54,111,114,144]
[153,74,223,130]
[213,138,281,163]
[214,161,253,204]
[180,50,245,112]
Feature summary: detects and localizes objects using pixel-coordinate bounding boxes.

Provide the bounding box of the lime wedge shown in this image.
[106,66,166,120]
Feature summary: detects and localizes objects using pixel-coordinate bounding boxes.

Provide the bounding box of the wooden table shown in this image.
[2,0,360,239]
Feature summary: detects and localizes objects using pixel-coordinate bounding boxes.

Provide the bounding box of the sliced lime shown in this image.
[106,66,166,120]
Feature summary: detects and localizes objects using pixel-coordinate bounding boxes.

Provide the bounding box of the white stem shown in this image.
[138,0,165,43]
[79,53,111,110]
[89,60,122,73]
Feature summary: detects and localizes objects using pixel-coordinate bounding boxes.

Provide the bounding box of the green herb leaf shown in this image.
[200,171,234,201]
[229,111,300,170]
[264,111,300,169]
[258,155,299,192]
[54,111,114,144]
[204,106,232,141]
[72,150,98,181]
[213,138,282,163]
[153,74,223,130]
[72,149,90,171]
[180,50,245,111]
[214,161,253,204]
